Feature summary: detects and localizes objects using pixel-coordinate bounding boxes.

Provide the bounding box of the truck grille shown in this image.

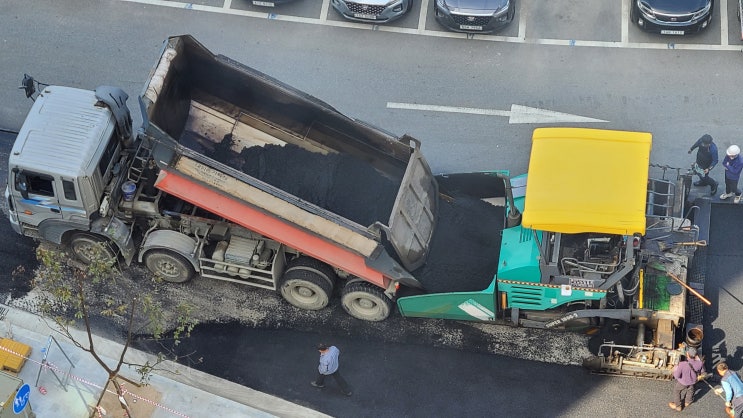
[345,1,385,15]
[451,14,492,26]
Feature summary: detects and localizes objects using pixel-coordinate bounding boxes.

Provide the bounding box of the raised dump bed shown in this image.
[139,35,438,282]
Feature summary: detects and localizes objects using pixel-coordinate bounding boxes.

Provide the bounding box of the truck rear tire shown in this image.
[69,233,117,265]
[341,281,392,322]
[144,250,195,283]
[280,257,336,311]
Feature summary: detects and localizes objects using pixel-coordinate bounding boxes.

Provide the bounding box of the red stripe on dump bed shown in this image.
[155,168,388,289]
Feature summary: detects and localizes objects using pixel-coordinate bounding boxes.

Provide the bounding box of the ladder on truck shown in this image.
[127,137,155,184]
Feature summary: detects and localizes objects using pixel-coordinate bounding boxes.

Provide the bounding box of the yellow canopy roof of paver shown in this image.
[522,128,652,236]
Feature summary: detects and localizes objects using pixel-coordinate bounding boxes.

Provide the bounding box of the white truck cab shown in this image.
[6,85,127,246]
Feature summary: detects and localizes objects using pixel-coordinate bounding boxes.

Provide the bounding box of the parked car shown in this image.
[434,0,515,34]
[631,0,714,35]
[331,0,412,23]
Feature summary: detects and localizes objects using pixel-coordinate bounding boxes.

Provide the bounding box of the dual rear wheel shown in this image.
[279,257,393,321]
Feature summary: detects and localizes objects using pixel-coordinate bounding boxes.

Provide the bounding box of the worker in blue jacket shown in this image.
[311,343,352,396]
[720,145,743,202]
[715,362,743,417]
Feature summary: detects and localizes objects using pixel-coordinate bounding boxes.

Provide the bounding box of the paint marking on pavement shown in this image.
[621,0,629,44]
[721,0,730,46]
[387,102,609,124]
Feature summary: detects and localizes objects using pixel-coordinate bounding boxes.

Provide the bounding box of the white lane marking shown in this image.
[517,0,527,41]
[320,0,330,22]
[224,0,231,9]
[418,0,429,33]
[386,102,609,124]
[721,0,729,46]
[116,0,743,52]
[621,0,629,44]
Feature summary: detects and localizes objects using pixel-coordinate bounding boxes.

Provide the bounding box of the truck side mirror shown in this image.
[13,170,29,200]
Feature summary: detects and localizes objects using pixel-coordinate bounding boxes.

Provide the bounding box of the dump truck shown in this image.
[5,35,706,379]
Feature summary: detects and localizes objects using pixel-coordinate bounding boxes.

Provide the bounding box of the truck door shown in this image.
[11,170,63,228]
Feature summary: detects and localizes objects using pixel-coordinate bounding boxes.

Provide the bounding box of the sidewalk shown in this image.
[0,305,330,418]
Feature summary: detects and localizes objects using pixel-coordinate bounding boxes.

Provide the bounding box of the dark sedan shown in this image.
[331,0,412,23]
[434,0,514,34]
[631,0,713,35]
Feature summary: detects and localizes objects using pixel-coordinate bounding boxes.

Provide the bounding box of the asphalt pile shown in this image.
[209,139,400,228]
[414,197,503,293]
[207,139,503,294]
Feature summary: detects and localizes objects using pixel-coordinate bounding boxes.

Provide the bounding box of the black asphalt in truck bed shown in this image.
[211,141,401,228]
[207,141,503,294]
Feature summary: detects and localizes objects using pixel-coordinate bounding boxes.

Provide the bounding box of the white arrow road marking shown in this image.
[386,102,609,124]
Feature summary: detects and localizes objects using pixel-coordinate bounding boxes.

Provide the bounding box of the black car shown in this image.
[434,0,515,34]
[631,0,713,35]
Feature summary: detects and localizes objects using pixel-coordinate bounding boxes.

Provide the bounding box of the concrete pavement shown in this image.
[0,305,329,418]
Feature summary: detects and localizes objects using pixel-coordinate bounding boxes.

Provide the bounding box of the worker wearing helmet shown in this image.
[721,145,743,202]
[688,134,719,196]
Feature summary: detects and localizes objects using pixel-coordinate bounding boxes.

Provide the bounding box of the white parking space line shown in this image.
[418,0,429,33]
[224,0,232,9]
[118,0,743,52]
[721,0,729,46]
[621,0,629,44]
[517,0,527,40]
[320,0,330,22]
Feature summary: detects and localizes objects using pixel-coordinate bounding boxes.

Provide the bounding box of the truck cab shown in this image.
[7,86,117,237]
[5,84,136,264]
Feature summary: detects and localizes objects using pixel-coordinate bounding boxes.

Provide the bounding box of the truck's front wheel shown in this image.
[144,250,195,283]
[341,281,392,322]
[69,233,117,265]
[280,258,336,311]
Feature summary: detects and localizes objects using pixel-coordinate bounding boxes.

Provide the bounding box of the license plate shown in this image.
[253,1,275,6]
[569,278,595,288]
[353,13,377,19]
[460,25,483,31]
[660,30,684,35]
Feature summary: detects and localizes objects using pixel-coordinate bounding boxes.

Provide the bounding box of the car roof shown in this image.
[522,127,652,236]
[10,86,114,178]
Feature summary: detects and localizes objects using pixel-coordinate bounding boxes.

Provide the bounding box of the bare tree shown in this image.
[33,245,198,417]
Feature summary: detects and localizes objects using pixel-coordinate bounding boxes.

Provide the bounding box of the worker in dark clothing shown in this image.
[669,347,705,412]
[311,343,352,396]
[688,134,719,196]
